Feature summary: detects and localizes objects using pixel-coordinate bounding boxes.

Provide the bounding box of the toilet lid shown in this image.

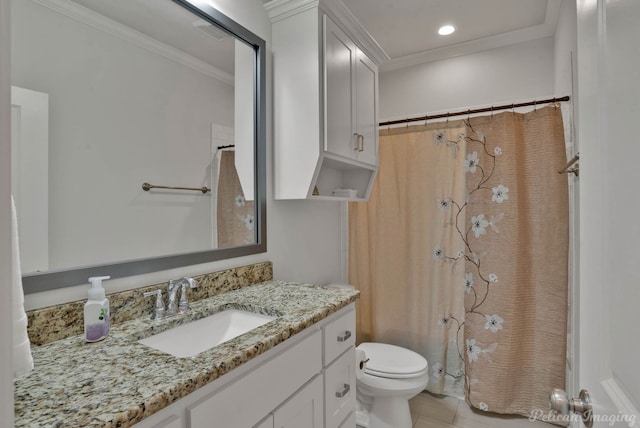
[358,342,428,379]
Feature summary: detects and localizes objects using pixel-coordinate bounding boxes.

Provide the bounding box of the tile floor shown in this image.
[409,392,552,428]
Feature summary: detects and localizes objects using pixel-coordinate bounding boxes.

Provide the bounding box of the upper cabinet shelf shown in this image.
[267,0,383,201]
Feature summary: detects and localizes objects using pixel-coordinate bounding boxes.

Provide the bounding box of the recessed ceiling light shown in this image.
[438,25,456,36]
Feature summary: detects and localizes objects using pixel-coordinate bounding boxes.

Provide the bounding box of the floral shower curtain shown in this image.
[217,150,254,247]
[349,105,569,415]
[349,123,468,395]
[459,106,568,416]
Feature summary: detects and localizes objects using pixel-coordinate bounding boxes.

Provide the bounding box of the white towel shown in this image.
[12,195,33,379]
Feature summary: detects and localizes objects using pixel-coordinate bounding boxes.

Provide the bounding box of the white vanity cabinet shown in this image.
[133,304,356,428]
[268,0,380,201]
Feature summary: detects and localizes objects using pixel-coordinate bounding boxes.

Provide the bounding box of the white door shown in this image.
[572,0,640,426]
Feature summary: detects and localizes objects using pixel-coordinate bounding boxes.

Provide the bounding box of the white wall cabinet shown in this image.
[268,1,380,201]
[133,304,356,428]
[324,17,377,168]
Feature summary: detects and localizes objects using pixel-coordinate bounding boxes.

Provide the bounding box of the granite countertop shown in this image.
[14,281,359,428]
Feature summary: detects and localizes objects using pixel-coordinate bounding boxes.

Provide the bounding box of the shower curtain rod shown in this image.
[378,95,570,127]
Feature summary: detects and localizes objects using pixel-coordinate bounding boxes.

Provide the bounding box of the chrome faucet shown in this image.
[143,289,165,321]
[176,277,197,314]
[167,277,198,316]
[143,277,198,320]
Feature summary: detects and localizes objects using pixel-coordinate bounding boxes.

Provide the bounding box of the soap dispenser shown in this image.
[84,276,111,342]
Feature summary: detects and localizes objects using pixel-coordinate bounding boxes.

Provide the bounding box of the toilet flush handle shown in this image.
[359,358,370,370]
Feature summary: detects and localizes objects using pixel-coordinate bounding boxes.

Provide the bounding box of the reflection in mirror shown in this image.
[11,0,266,293]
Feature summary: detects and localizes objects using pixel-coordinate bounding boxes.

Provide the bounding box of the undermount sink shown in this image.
[138,309,277,358]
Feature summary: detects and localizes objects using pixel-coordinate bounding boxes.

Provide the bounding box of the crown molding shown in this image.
[380,0,562,72]
[324,0,389,65]
[265,0,319,22]
[31,0,233,85]
[380,25,555,72]
[264,0,388,65]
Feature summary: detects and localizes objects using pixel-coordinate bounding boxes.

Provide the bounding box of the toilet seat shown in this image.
[358,342,428,379]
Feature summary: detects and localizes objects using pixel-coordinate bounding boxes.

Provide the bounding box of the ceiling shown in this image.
[340,0,561,70]
[69,0,561,75]
[70,0,235,74]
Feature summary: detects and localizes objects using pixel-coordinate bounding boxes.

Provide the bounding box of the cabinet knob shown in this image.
[337,331,352,342]
[335,383,350,398]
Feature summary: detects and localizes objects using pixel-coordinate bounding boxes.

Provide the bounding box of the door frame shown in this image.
[575,0,640,426]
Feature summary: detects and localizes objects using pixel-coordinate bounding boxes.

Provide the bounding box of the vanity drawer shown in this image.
[324,347,356,428]
[323,307,355,365]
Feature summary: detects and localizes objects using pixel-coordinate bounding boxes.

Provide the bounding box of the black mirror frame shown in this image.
[22,0,267,293]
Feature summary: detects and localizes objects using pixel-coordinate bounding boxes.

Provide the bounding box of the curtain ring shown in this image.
[491,106,494,118]
[534,99,537,111]
[446,113,450,125]
[511,103,515,113]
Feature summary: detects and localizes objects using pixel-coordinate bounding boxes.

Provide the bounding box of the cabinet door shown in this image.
[188,331,322,428]
[273,376,324,428]
[324,15,356,160]
[150,415,182,428]
[354,49,378,166]
[338,411,355,428]
[254,415,274,428]
[324,348,356,428]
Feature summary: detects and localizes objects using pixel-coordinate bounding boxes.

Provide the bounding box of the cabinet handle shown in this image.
[337,330,352,342]
[335,383,350,398]
[353,133,361,151]
[358,134,364,152]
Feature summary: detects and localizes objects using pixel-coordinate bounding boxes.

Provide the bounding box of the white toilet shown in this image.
[356,342,429,428]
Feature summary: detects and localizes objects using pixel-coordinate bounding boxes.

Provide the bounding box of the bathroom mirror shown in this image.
[11,0,266,293]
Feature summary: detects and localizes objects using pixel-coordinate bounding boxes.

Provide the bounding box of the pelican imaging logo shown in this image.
[529,409,637,426]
